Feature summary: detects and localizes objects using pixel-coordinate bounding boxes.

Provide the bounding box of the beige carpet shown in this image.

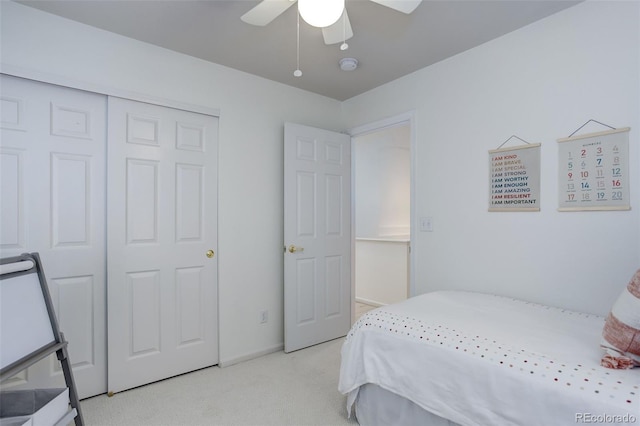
[80,337,358,426]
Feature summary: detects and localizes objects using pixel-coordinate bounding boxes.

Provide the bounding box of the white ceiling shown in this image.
[17,0,581,101]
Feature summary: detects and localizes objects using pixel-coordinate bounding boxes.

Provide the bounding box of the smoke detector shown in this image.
[339,58,358,71]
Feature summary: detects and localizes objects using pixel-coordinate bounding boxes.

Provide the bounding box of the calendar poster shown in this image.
[489,144,541,212]
[557,127,630,211]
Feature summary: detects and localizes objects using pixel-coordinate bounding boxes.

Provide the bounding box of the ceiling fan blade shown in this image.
[369,0,422,14]
[322,10,353,45]
[240,0,297,26]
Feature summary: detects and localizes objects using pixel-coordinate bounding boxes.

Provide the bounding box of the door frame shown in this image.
[347,111,416,321]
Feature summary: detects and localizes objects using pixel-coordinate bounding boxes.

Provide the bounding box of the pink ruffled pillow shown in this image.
[601,269,640,369]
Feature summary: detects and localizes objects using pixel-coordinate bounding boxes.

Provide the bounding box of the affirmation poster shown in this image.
[557,128,630,211]
[489,144,541,212]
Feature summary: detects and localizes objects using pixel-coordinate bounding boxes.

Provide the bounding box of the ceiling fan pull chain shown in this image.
[294,10,302,77]
[340,8,349,51]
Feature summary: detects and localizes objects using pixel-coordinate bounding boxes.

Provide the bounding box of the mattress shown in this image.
[339,291,640,426]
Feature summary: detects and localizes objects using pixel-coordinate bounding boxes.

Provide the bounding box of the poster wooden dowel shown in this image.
[489,208,540,212]
[489,143,541,154]
[557,127,630,143]
[558,206,631,212]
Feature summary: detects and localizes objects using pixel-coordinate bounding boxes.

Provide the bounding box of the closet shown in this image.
[0,74,219,398]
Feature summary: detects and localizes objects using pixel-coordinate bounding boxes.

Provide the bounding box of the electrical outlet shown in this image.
[260,310,268,324]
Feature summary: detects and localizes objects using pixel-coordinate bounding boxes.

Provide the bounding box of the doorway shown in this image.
[351,114,414,319]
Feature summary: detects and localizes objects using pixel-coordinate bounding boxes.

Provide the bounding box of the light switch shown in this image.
[419,217,433,232]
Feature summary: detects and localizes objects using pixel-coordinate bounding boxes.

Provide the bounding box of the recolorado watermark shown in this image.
[576,413,637,424]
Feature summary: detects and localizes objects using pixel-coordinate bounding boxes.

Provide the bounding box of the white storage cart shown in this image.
[0,253,83,426]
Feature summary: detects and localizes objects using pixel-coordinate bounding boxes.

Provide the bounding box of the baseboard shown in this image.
[355,297,386,307]
[218,343,284,368]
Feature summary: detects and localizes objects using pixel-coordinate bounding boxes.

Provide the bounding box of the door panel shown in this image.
[0,149,23,248]
[107,97,218,394]
[126,159,159,244]
[0,74,107,398]
[284,122,351,353]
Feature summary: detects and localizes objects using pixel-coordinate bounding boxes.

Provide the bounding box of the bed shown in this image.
[339,290,640,426]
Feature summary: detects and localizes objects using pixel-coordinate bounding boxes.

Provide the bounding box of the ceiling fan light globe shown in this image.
[298,0,344,28]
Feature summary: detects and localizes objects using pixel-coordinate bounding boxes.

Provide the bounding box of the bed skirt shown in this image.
[353,384,461,426]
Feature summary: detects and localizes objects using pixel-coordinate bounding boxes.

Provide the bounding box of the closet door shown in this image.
[0,74,107,398]
[107,97,219,394]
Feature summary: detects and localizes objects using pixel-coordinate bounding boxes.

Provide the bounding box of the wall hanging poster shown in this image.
[489,143,541,212]
[557,127,630,211]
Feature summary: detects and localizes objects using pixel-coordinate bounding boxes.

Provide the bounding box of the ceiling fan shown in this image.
[240,0,423,46]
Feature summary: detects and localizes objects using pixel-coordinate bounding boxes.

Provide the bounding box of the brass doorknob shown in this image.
[206,249,215,258]
[288,245,304,253]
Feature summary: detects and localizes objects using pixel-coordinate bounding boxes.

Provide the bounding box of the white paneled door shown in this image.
[283,122,351,353]
[107,97,219,394]
[0,74,107,398]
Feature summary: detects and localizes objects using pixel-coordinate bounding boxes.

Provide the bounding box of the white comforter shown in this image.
[339,291,640,426]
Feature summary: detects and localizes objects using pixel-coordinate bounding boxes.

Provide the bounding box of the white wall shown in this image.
[356,240,409,305]
[355,125,411,238]
[343,1,640,316]
[0,1,344,365]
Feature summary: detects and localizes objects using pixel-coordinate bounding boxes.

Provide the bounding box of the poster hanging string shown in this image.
[567,119,616,138]
[496,135,531,150]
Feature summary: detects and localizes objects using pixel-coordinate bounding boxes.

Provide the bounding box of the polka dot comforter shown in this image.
[339,291,639,426]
